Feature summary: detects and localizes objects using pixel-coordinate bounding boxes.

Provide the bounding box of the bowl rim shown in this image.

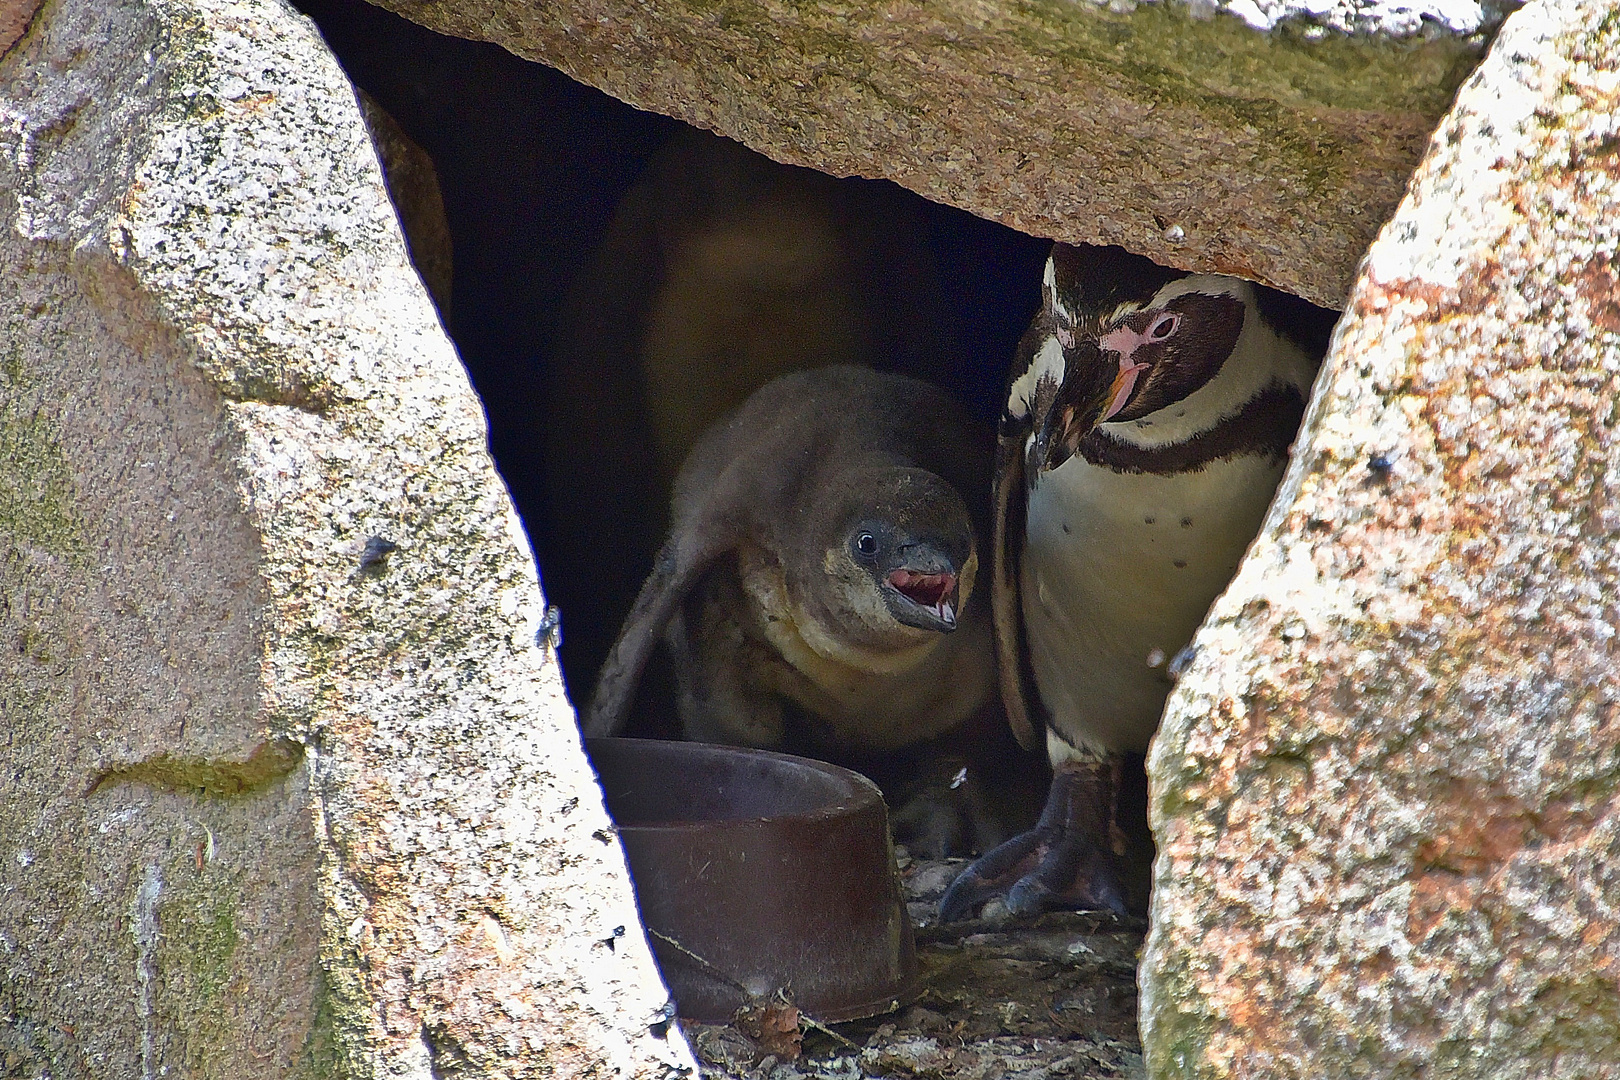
[585,736,888,832]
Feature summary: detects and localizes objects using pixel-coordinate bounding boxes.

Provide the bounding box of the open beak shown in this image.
[886,568,958,629]
[882,536,966,633]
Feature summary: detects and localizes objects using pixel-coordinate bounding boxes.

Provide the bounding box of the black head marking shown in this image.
[1048,244,1187,322]
[1078,382,1306,475]
[1106,291,1247,422]
[1253,282,1342,358]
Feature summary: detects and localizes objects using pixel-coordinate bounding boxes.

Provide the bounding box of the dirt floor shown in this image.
[680,853,1147,1080]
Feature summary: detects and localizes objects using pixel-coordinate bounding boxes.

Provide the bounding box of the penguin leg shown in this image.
[937,756,1126,921]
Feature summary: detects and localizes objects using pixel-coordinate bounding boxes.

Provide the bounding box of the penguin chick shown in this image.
[546,126,965,727]
[585,366,996,785]
[940,244,1337,920]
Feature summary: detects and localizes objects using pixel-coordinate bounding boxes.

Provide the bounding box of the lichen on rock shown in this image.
[0,0,692,1075]
[1142,1,1620,1075]
[364,0,1496,308]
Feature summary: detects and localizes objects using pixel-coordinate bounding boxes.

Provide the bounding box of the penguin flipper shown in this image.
[584,533,727,737]
[992,421,1040,753]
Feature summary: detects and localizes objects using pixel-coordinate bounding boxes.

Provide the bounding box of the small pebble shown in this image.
[904,862,960,899]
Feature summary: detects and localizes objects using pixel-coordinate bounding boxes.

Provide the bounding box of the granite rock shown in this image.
[358,89,454,320]
[1143,1,1620,1075]
[0,0,692,1075]
[365,0,1499,307]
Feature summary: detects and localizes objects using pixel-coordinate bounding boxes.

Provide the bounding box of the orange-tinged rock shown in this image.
[1143,2,1620,1076]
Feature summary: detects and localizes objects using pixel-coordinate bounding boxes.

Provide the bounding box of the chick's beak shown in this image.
[886,567,958,628]
[882,539,966,633]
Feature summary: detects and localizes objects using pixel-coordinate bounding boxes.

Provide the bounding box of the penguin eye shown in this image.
[855,532,878,556]
[1148,312,1181,341]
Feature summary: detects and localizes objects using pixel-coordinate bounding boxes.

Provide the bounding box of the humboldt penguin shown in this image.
[585,366,1001,845]
[940,243,1336,919]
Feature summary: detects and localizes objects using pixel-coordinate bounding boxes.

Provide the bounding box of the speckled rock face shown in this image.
[1143,1,1620,1076]
[368,0,1494,308]
[0,1,691,1076]
[357,90,454,321]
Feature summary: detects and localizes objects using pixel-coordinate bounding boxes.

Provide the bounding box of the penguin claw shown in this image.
[937,822,1126,921]
[1005,834,1126,917]
[937,831,1045,922]
[936,757,1128,922]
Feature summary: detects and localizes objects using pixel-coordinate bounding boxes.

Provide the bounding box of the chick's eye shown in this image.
[856,533,878,556]
[1149,313,1181,340]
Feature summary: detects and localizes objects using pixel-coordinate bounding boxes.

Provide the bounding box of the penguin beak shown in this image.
[882,543,962,632]
[1031,338,1116,475]
[887,568,958,629]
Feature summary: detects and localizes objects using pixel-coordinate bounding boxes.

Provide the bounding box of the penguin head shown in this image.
[803,467,979,648]
[1008,243,1253,476]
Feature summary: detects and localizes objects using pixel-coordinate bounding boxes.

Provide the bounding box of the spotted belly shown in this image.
[1021,450,1285,756]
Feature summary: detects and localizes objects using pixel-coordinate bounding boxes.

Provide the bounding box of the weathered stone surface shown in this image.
[0,0,41,55]
[358,88,454,320]
[365,0,1493,308]
[0,0,692,1076]
[1143,1,1620,1076]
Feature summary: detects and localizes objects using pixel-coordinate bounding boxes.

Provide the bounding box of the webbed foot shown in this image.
[937,757,1127,920]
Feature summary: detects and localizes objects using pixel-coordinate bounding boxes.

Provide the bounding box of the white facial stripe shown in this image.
[1103,300,1144,326]
[1006,334,1066,420]
[1044,256,1075,323]
[1147,274,1251,307]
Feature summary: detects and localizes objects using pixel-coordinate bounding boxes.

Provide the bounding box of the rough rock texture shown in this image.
[358,89,453,320]
[364,0,1495,308]
[1192,0,1507,34]
[1,0,42,55]
[0,0,692,1076]
[1143,1,1620,1076]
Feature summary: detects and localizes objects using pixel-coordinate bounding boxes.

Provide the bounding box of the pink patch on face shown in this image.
[1098,325,1151,420]
[1097,314,1176,421]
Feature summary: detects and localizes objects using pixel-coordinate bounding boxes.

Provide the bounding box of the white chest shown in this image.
[1020,450,1284,753]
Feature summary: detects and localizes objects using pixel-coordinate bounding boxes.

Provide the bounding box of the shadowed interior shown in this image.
[290,0,1051,728]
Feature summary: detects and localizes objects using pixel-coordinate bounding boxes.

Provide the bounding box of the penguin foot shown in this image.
[937,757,1126,921]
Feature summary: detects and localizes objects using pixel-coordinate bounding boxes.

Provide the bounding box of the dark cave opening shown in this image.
[279,7,1347,1074]
[291,0,1051,732]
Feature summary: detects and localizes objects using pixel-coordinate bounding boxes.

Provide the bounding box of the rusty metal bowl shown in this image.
[586,737,919,1023]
